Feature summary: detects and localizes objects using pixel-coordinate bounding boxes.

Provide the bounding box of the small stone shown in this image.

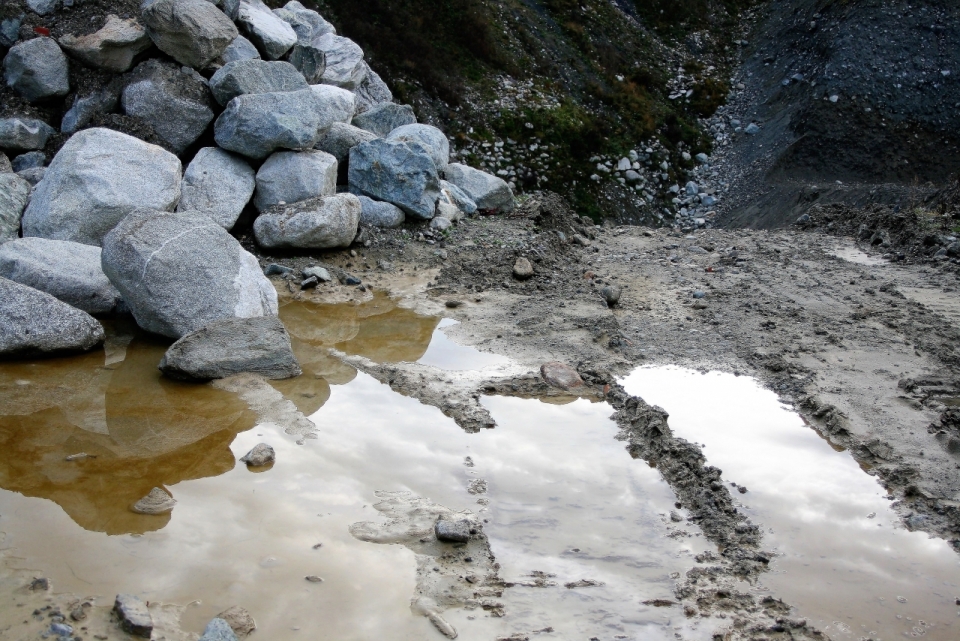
[600,285,621,306]
[3,37,70,103]
[240,443,275,467]
[216,606,256,638]
[49,622,73,637]
[435,518,471,543]
[512,257,534,280]
[305,575,324,583]
[11,151,44,172]
[263,263,292,276]
[199,618,238,641]
[59,15,152,73]
[692,290,706,299]
[0,117,56,151]
[303,266,332,282]
[114,594,153,638]
[445,300,463,309]
[132,487,177,515]
[744,123,760,135]
[300,275,319,289]
[540,362,585,391]
[29,577,50,591]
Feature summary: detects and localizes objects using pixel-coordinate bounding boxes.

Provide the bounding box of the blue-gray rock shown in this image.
[234,0,297,60]
[310,84,355,124]
[214,89,328,159]
[58,15,152,73]
[354,64,392,114]
[357,195,404,229]
[239,443,275,467]
[435,518,471,543]
[315,122,377,164]
[0,238,122,314]
[61,84,122,134]
[209,59,308,106]
[685,181,699,196]
[198,618,239,641]
[102,209,278,338]
[287,42,325,84]
[17,166,45,186]
[254,149,337,212]
[302,265,331,281]
[0,153,9,172]
[177,147,256,230]
[220,34,261,64]
[159,315,301,381]
[254,194,360,249]
[695,153,709,164]
[122,59,215,154]
[273,1,335,43]
[442,163,514,213]
[0,17,21,49]
[745,123,760,135]
[114,595,152,638]
[348,139,439,220]
[430,216,452,231]
[23,128,182,247]
[624,169,641,183]
[11,151,44,172]
[313,33,366,89]
[142,0,238,69]
[351,102,416,138]
[0,117,55,151]
[700,194,716,207]
[26,0,57,16]
[0,277,105,359]
[386,124,449,172]
[0,173,31,244]
[3,37,70,102]
[438,180,477,216]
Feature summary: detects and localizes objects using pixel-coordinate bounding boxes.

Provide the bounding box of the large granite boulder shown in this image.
[141,0,238,69]
[357,195,404,229]
[0,277,105,359]
[21,128,182,246]
[348,139,439,220]
[59,14,152,73]
[310,84,355,124]
[352,102,416,138]
[253,149,337,212]
[273,1,335,42]
[177,147,256,230]
[443,163,515,213]
[439,179,477,216]
[232,0,297,61]
[209,59,308,106]
[354,65,392,114]
[0,238,122,314]
[220,34,260,64]
[315,122,377,164]
[3,37,70,102]
[386,124,449,172]
[0,173,31,244]
[159,315,301,381]
[254,194,360,249]
[121,60,215,154]
[0,117,56,151]
[313,33,366,89]
[102,209,278,338]
[214,89,328,159]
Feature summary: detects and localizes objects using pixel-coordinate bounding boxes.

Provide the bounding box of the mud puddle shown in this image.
[828,245,889,266]
[0,296,710,640]
[622,367,960,641]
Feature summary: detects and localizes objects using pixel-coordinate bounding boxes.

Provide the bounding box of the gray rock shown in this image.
[273,1,335,43]
[26,0,57,16]
[352,102,416,138]
[429,216,451,231]
[302,265,331,282]
[159,315,300,381]
[0,238,122,314]
[220,34,260,64]
[357,195,404,229]
[23,128,182,246]
[438,180,477,216]
[61,83,122,134]
[695,152,709,164]
[0,277,105,359]
[434,201,462,223]
[114,595,152,638]
[240,443,275,467]
[234,0,297,60]
[254,194,360,249]
[254,149,337,212]
[215,606,255,638]
[354,65,392,114]
[16,166,45,186]
[745,123,760,135]
[442,163,514,213]
[540,361,585,391]
[624,170,641,183]
[0,173,30,244]
[0,117,55,151]
[11,151,44,172]
[310,84,355,124]
[685,181,699,196]
[3,37,70,103]
[199,618,239,641]
[0,17,21,49]
[131,487,177,515]
[0,153,10,173]
[512,257,534,280]
[348,139,439,220]
[101,209,278,338]
[313,33,366,89]
[600,284,621,306]
[142,0,238,69]
[209,59,308,106]
[287,42,325,84]
[178,147,256,230]
[386,124,448,172]
[315,121,376,165]
[435,518,471,543]
[58,15,152,73]
[214,89,328,159]
[122,59,215,154]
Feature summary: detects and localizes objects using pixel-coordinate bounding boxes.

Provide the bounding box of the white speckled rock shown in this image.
[348,139,439,220]
[234,0,297,60]
[310,84,356,124]
[254,194,360,249]
[386,123,449,172]
[0,173,31,245]
[253,149,337,212]
[313,33,366,89]
[141,0,238,69]
[442,163,515,214]
[177,147,256,230]
[213,89,329,159]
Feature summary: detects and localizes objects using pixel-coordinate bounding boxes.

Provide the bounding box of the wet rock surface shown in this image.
[0,277,104,358]
[239,442,275,467]
[114,594,152,638]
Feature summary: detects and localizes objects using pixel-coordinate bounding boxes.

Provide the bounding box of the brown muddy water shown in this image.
[0,295,711,640]
[622,367,960,641]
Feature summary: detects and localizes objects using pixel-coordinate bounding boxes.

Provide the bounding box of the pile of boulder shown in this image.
[0,0,514,376]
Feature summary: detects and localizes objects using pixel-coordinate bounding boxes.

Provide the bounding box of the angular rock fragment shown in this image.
[216,606,256,638]
[11,151,44,172]
[540,361,585,391]
[240,443,275,467]
[357,195,404,229]
[0,277,105,359]
[287,42,325,84]
[3,37,70,102]
[315,122,376,182]
[131,487,177,515]
[253,149,337,212]
[310,84,356,124]
[178,147,256,230]
[439,180,477,216]
[386,124,449,172]
[0,238,122,314]
[352,102,416,138]
[220,35,261,64]
[443,163,514,213]
[101,209,278,338]
[199,618,239,641]
[214,89,329,159]
[59,15,152,73]
[312,33,366,89]
[354,65,393,114]
[22,128,182,246]
[0,117,55,151]
[348,139,439,220]
[233,0,297,61]
[254,194,360,249]
[159,316,301,381]
[209,59,308,106]
[61,83,122,134]
[0,173,31,244]
[273,1,335,42]
[435,518,471,543]
[114,594,153,638]
[142,0,238,69]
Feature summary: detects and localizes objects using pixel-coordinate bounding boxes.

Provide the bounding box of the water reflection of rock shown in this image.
[0,327,256,535]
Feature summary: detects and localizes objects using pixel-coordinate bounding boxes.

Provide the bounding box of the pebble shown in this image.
[512,256,534,280]
[114,594,153,638]
[435,518,472,543]
[540,361,585,391]
[240,443,275,467]
[600,285,622,306]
